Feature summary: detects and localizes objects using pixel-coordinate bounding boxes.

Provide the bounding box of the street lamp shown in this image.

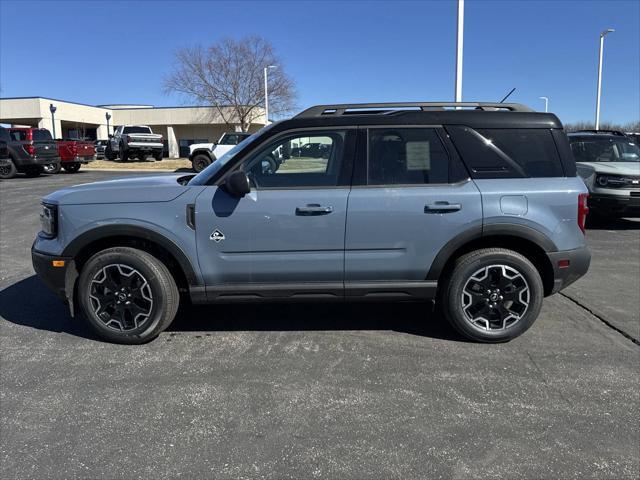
[454,0,464,103]
[539,96,549,113]
[264,65,277,124]
[49,103,57,139]
[105,112,111,136]
[595,28,615,130]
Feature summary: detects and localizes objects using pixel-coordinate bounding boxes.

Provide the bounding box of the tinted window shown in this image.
[10,130,27,141]
[243,131,347,188]
[0,128,10,142]
[33,129,53,141]
[122,126,152,134]
[220,134,248,145]
[447,126,564,178]
[368,128,459,185]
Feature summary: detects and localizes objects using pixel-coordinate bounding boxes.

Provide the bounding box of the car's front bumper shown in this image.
[589,192,640,216]
[31,246,78,313]
[547,246,591,294]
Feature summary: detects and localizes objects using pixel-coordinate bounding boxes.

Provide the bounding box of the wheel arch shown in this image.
[191,149,214,160]
[427,224,557,296]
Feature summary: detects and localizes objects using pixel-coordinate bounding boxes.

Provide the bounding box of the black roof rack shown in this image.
[295,102,534,118]
[571,129,627,136]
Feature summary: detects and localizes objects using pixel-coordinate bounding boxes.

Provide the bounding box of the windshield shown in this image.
[570,136,640,162]
[188,123,278,186]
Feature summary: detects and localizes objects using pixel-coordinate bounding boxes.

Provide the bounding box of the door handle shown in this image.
[424,202,462,214]
[295,204,333,216]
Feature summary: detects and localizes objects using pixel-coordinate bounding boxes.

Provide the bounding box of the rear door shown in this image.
[345,126,482,283]
[195,129,355,292]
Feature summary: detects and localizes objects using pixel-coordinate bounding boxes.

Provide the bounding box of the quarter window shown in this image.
[243,131,347,188]
[368,128,459,185]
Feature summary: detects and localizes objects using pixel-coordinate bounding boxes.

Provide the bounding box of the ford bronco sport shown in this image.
[32,102,591,344]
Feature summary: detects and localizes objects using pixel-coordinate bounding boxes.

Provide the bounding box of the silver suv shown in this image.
[32,102,591,344]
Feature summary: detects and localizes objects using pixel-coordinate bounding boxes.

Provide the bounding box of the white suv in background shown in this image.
[569,130,640,217]
[188,132,252,172]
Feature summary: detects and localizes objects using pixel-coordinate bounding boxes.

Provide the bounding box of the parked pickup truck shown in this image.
[0,127,60,179]
[0,127,10,178]
[105,125,163,161]
[188,132,252,172]
[45,139,96,174]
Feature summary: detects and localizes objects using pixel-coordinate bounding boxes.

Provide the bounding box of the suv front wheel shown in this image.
[439,248,543,343]
[78,247,179,344]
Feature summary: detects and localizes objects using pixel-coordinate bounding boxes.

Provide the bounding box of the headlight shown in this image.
[40,203,58,238]
[596,175,609,187]
[596,174,627,188]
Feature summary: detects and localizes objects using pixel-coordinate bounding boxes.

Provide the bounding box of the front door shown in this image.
[345,127,482,282]
[195,129,355,291]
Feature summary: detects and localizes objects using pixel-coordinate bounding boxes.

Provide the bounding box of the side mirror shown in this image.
[223,171,251,197]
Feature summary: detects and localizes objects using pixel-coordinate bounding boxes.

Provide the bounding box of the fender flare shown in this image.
[426,223,558,281]
[190,149,214,161]
[62,224,202,286]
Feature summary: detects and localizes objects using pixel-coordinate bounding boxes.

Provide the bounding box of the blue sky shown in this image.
[0,0,638,124]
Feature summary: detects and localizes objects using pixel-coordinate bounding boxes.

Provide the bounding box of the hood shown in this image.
[44,174,192,205]
[576,161,640,176]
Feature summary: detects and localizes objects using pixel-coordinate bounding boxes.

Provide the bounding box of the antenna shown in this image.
[499,88,516,103]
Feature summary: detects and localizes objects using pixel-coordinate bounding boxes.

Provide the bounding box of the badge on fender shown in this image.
[210,229,225,242]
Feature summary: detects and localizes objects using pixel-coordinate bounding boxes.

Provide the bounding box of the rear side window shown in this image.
[447,126,564,178]
[368,128,467,185]
[33,129,52,141]
[10,130,27,141]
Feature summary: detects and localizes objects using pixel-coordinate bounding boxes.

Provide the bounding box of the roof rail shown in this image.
[295,102,534,118]
[572,129,627,136]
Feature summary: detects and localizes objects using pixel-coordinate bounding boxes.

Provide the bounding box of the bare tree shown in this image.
[164,36,296,132]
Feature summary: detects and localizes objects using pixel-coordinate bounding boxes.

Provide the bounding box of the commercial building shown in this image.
[0,97,266,158]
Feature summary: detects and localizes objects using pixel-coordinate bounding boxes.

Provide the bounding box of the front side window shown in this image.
[368,128,459,185]
[243,131,347,188]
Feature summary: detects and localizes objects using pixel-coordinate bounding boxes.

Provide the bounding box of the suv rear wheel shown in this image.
[0,159,17,179]
[78,247,179,344]
[439,248,543,342]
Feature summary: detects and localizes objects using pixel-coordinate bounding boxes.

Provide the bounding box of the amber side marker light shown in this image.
[557,259,570,269]
[52,260,65,267]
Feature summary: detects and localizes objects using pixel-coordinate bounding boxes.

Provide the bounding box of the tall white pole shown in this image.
[539,96,548,112]
[595,29,614,130]
[455,0,464,103]
[264,67,269,125]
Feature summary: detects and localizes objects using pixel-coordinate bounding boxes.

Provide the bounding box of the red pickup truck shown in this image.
[47,139,95,173]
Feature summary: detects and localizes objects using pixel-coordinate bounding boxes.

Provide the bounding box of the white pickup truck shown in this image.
[188,132,252,172]
[106,125,164,161]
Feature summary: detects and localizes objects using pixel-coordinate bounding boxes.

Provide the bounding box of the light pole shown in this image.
[264,65,277,124]
[49,103,57,139]
[595,28,614,130]
[539,96,549,112]
[454,0,464,103]
[105,112,111,137]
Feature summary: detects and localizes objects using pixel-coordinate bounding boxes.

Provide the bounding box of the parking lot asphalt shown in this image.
[1,171,639,479]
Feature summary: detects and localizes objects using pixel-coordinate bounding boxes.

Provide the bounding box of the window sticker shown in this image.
[406,141,431,170]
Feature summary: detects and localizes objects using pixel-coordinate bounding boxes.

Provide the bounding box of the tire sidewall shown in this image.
[0,159,17,179]
[193,154,211,172]
[78,249,173,343]
[444,251,543,342]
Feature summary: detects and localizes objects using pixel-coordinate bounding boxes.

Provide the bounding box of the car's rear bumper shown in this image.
[62,156,94,164]
[14,156,60,167]
[547,246,591,294]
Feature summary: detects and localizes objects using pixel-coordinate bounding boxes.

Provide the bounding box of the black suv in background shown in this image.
[0,127,60,179]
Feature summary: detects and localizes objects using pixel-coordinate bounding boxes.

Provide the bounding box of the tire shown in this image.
[43,163,61,174]
[138,153,147,161]
[78,247,179,344]
[153,151,163,161]
[24,166,41,177]
[192,154,212,172]
[0,159,17,179]
[119,143,128,161]
[438,248,543,343]
[63,163,81,173]
[105,144,116,161]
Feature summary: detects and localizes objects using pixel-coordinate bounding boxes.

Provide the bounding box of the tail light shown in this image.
[24,144,35,155]
[126,135,132,143]
[578,193,589,234]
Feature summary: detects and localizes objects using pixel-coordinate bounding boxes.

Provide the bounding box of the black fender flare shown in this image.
[426,223,558,281]
[190,149,214,161]
[62,224,202,286]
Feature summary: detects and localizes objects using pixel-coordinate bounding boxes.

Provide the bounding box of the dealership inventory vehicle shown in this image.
[94,140,108,159]
[105,125,163,161]
[0,127,60,179]
[45,139,96,174]
[569,131,640,217]
[189,132,253,172]
[32,102,590,344]
[0,127,10,177]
